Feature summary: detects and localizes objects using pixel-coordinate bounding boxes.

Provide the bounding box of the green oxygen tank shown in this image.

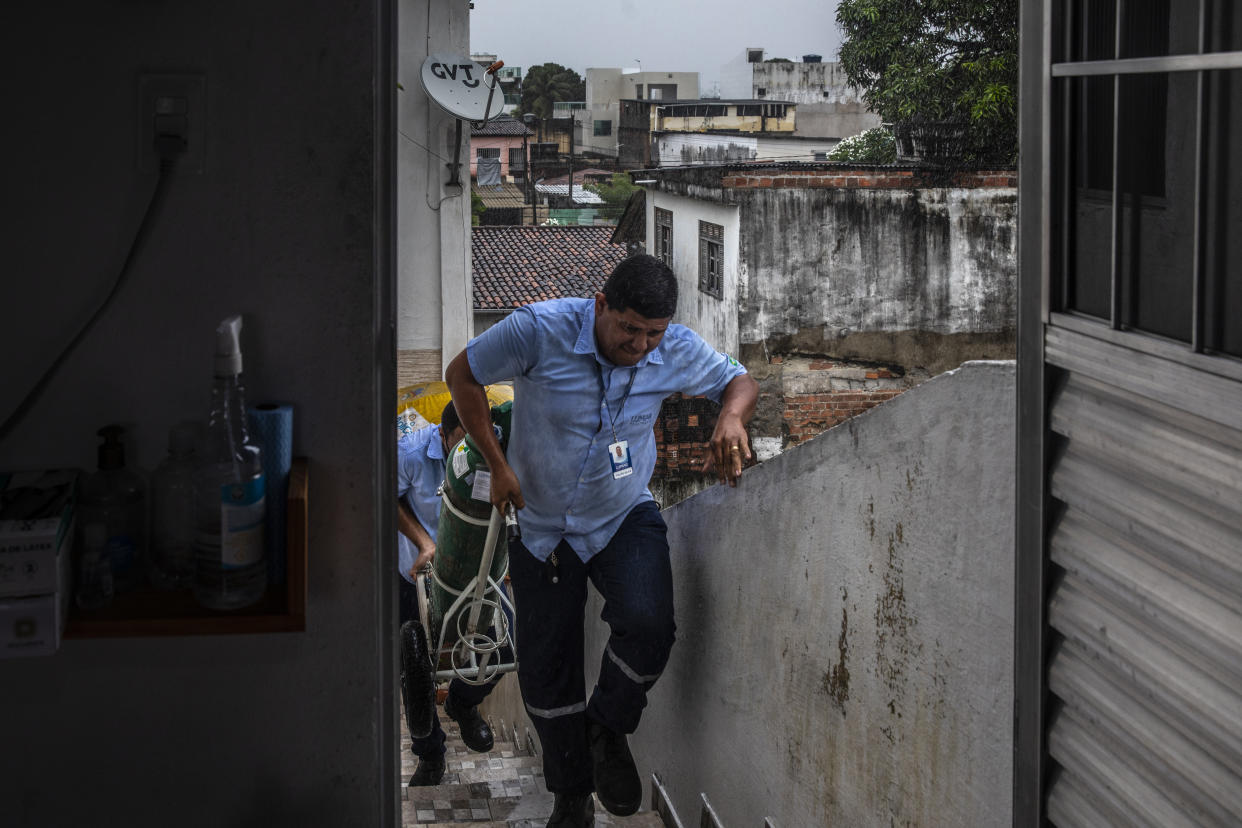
[429,401,512,663]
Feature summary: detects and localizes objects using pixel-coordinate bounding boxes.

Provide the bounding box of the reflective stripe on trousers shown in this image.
[508,500,675,794]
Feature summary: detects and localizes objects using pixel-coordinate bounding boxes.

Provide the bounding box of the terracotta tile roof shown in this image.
[473,226,628,310]
[471,116,535,137]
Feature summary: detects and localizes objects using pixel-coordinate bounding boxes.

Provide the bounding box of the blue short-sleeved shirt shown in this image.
[396,423,446,584]
[466,297,747,563]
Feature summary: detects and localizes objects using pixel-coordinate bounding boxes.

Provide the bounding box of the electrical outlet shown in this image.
[138,73,206,173]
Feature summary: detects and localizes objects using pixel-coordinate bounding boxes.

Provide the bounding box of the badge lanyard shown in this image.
[597,363,638,479]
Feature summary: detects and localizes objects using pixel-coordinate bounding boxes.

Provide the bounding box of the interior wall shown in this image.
[1,3,395,826]
[586,361,1016,826]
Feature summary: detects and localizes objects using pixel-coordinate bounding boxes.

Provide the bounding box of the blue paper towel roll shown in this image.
[248,403,293,587]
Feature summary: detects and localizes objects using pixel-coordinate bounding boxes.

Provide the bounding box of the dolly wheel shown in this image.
[400,620,436,739]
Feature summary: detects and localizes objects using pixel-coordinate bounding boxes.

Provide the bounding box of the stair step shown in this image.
[402,702,661,826]
[450,754,544,772]
[405,782,668,826]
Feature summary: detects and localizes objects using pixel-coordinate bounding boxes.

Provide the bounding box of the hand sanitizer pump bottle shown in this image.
[192,315,267,610]
[80,425,148,593]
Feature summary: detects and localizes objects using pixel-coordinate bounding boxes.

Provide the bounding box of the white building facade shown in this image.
[643,189,741,356]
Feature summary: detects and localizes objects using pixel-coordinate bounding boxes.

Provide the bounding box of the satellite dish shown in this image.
[420,53,501,122]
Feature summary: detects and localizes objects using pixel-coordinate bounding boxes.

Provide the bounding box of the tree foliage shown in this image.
[828,127,897,164]
[587,173,639,214]
[470,190,486,226]
[836,0,1018,164]
[517,63,585,120]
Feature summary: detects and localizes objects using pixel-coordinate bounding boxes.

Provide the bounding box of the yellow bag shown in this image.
[396,382,513,437]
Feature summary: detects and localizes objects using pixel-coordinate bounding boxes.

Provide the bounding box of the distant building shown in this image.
[621,98,841,167]
[470,52,522,114]
[470,115,533,182]
[582,68,701,159]
[719,48,881,139]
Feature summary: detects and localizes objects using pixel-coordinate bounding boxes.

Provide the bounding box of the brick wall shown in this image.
[721,168,1017,189]
[652,356,915,486]
[778,358,908,445]
[784,388,904,444]
[653,393,720,479]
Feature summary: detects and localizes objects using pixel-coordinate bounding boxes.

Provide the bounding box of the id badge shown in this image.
[608,440,634,479]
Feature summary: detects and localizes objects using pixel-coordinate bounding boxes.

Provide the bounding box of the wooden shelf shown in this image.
[65,457,308,638]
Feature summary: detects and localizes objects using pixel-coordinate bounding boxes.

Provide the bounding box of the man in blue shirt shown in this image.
[446,254,758,827]
[397,401,505,786]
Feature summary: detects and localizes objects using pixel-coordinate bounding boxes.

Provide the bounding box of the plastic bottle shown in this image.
[192,315,267,610]
[150,422,200,590]
[75,522,115,610]
[79,424,148,592]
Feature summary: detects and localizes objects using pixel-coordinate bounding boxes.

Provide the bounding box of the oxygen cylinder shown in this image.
[430,406,511,659]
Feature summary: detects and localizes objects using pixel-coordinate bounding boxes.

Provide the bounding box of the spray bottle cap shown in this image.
[96,424,126,471]
[214,315,244,377]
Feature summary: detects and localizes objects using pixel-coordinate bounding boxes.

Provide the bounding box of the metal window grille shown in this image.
[1016,4,1242,826]
[1052,0,1242,358]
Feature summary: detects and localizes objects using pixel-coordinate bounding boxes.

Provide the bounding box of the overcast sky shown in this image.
[468,0,844,93]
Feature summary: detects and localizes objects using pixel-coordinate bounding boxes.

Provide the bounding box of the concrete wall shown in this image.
[1,2,403,826]
[736,185,1018,372]
[752,60,861,106]
[655,133,841,166]
[793,103,883,141]
[397,0,472,384]
[586,361,1016,826]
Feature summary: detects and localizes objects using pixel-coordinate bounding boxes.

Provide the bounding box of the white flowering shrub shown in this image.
[827,127,897,164]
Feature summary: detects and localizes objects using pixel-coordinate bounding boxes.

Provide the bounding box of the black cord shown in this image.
[0,151,180,446]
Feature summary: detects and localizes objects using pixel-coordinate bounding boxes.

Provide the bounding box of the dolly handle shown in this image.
[465,507,504,633]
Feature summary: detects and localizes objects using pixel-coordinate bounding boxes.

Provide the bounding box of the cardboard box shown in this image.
[0,587,69,658]
[0,469,76,598]
[0,521,71,657]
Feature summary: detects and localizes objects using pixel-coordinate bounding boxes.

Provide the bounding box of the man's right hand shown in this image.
[489,460,525,513]
[411,541,436,577]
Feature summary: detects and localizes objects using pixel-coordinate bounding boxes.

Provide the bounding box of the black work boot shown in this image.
[443,693,494,753]
[586,718,641,816]
[547,791,594,827]
[407,755,445,787]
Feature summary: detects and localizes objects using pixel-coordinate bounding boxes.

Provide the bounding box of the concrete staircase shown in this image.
[400,702,668,827]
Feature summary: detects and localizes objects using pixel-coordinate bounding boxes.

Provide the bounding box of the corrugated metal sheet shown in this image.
[1044,325,1242,827]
